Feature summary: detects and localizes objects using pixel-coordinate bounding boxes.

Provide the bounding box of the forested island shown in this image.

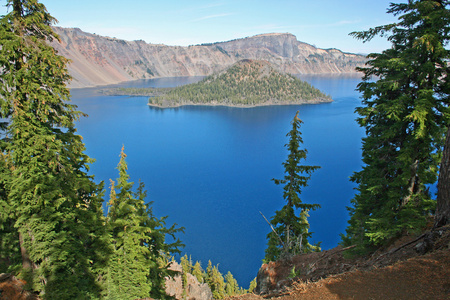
[105,60,332,108]
[148,60,332,107]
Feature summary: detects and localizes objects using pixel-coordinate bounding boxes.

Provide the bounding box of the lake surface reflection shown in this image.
[71,74,364,286]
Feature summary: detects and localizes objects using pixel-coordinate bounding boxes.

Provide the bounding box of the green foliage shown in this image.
[176,257,245,298]
[248,277,257,293]
[287,266,302,279]
[106,146,184,300]
[0,1,110,298]
[205,260,226,299]
[343,0,450,254]
[265,112,321,262]
[192,261,204,284]
[0,1,184,299]
[106,148,152,299]
[150,60,331,107]
[180,254,192,296]
[225,271,240,297]
[0,151,21,274]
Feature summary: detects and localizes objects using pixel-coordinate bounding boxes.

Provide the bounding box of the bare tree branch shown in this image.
[260,211,286,250]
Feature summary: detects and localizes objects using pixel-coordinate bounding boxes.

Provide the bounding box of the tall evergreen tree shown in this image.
[435,126,450,227]
[106,146,183,300]
[264,111,321,262]
[0,0,109,298]
[0,151,21,273]
[106,148,150,299]
[342,0,450,253]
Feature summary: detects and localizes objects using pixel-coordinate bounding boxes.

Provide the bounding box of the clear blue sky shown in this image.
[1,0,406,54]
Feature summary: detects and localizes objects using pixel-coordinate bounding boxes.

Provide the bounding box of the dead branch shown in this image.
[374,233,426,262]
[309,245,357,269]
[260,211,286,250]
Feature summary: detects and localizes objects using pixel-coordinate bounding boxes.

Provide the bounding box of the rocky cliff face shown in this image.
[51,27,366,88]
[165,262,213,300]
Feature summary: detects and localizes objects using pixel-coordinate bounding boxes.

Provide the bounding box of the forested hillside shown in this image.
[149,60,332,107]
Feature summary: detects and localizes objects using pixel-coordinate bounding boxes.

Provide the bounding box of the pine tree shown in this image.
[248,277,257,294]
[206,260,226,299]
[106,146,184,300]
[106,147,152,299]
[0,151,20,273]
[342,0,450,253]
[0,1,109,298]
[180,254,193,294]
[225,271,239,297]
[264,111,321,262]
[192,261,204,284]
[435,126,450,227]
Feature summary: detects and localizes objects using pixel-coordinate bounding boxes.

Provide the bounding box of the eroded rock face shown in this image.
[50,27,366,88]
[254,263,276,294]
[165,262,213,300]
[254,260,292,295]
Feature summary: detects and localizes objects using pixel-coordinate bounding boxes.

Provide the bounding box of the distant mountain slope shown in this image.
[149,59,332,108]
[51,27,367,88]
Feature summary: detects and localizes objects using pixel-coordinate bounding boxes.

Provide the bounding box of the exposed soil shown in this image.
[232,225,450,300]
[266,250,449,300]
[0,273,38,300]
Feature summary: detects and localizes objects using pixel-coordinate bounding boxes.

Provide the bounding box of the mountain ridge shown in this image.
[50,27,367,88]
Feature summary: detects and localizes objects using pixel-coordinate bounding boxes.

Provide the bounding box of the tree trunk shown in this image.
[19,232,33,270]
[435,126,450,228]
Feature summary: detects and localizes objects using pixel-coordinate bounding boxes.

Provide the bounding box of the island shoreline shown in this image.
[146,98,333,109]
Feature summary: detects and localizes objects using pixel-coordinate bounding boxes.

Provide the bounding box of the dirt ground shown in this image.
[230,250,449,300]
[231,225,450,300]
[0,273,38,300]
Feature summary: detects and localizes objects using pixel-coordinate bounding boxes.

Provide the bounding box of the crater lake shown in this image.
[71,74,364,287]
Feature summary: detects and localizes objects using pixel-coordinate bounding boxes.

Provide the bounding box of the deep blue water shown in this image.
[70,74,364,287]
